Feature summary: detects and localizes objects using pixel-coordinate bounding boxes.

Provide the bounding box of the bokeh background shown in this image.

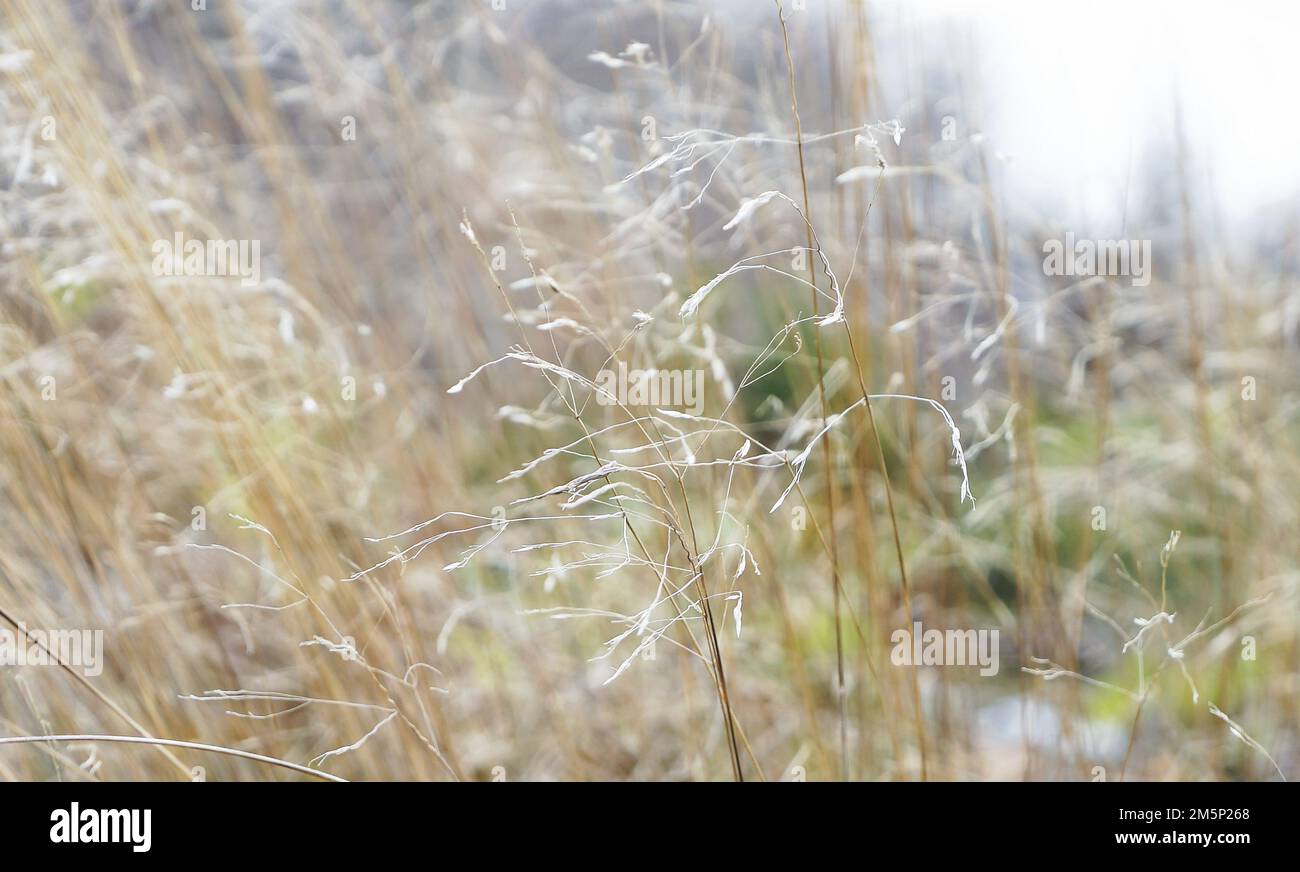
[0,0,1296,781]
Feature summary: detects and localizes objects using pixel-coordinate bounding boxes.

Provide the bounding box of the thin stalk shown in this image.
[777,2,928,777]
[776,0,849,783]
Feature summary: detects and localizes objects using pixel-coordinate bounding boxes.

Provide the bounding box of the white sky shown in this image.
[877,0,1300,228]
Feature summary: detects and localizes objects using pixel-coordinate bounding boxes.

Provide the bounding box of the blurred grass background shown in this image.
[0,0,1296,781]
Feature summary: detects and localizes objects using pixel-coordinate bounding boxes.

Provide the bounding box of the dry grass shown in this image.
[0,0,1295,781]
